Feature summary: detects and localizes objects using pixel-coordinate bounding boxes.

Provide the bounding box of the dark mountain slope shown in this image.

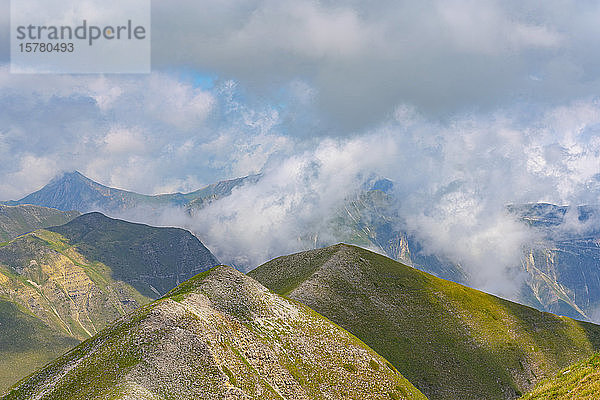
[250,244,600,400]
[2,266,426,400]
[48,212,220,297]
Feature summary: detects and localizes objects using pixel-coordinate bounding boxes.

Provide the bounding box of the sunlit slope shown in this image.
[3,266,426,400]
[250,244,600,400]
[521,353,600,400]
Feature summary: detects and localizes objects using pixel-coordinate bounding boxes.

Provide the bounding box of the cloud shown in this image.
[1,1,600,301]
[146,0,600,130]
[1,0,599,127]
[131,99,600,299]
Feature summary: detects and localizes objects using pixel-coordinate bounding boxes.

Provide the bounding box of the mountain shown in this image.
[2,266,426,400]
[0,212,219,393]
[5,171,259,214]
[327,183,600,322]
[330,186,468,283]
[47,212,220,297]
[511,203,600,321]
[0,204,79,242]
[250,244,600,400]
[520,352,600,400]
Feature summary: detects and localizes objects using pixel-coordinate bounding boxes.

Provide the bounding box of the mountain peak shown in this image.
[250,244,600,400]
[6,172,259,214]
[6,260,424,400]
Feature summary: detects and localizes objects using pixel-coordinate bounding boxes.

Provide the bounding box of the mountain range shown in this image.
[7,171,600,324]
[3,171,259,214]
[0,211,219,392]
[4,171,600,398]
[2,265,425,400]
[4,243,600,399]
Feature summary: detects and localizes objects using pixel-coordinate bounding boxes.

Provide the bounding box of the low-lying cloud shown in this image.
[100,100,600,300]
[1,0,600,301]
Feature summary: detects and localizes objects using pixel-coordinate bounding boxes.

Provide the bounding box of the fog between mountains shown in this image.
[104,101,600,302]
[2,0,600,300]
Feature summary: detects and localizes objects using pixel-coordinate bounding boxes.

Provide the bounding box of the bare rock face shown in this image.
[3,266,426,400]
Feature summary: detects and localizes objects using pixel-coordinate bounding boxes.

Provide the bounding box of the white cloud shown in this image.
[1,0,600,301]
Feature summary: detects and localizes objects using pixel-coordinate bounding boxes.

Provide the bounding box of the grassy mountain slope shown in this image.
[0,300,78,394]
[330,186,599,322]
[250,244,600,400]
[47,212,220,297]
[521,353,600,400]
[3,266,426,400]
[0,213,219,393]
[0,205,79,242]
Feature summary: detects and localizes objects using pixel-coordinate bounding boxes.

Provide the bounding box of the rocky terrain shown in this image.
[2,266,425,400]
[250,244,600,400]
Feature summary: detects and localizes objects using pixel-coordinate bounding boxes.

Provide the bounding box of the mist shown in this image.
[98,100,600,302]
[2,0,600,302]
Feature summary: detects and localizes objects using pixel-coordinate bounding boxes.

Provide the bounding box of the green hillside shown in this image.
[521,353,600,400]
[2,266,426,400]
[0,212,219,394]
[0,205,79,242]
[0,300,78,396]
[250,244,600,400]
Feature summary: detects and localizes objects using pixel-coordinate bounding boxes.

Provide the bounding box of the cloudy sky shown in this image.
[2,0,600,296]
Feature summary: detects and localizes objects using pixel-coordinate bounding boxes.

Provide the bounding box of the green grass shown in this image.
[250,243,600,400]
[0,300,78,394]
[521,353,600,400]
[48,212,218,298]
